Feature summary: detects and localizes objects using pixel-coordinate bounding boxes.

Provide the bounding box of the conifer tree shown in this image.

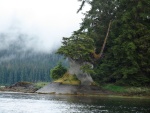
[57,0,150,86]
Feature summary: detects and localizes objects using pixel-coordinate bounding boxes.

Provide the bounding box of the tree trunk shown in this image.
[92,20,112,59]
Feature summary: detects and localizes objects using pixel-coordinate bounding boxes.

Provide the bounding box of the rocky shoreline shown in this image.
[36,82,113,95]
[0,82,113,95]
[0,82,38,93]
[1,82,150,98]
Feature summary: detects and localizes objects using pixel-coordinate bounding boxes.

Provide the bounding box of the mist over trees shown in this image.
[0,30,68,85]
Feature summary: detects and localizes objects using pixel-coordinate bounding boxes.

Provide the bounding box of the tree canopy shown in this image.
[57,34,95,62]
[50,62,67,80]
[57,0,150,86]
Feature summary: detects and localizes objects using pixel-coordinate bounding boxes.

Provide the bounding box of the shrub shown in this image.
[50,62,67,80]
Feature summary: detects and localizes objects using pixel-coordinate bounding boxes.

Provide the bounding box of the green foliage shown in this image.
[102,0,150,86]
[34,82,49,89]
[54,72,81,85]
[102,84,126,93]
[102,84,150,95]
[50,62,67,80]
[57,0,150,86]
[126,87,150,96]
[57,34,94,62]
[85,0,150,86]
[80,64,95,74]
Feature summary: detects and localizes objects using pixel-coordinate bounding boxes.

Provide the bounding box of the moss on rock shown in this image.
[54,72,81,85]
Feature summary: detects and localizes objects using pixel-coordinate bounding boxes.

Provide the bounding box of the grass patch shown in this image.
[54,72,81,85]
[102,84,150,96]
[34,82,49,89]
[126,87,150,96]
[102,84,126,93]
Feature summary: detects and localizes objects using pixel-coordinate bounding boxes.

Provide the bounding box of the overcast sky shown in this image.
[0,0,89,53]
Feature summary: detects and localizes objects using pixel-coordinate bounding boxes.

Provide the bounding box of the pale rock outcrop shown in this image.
[68,58,93,85]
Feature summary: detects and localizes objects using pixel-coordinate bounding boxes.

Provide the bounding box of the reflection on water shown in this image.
[0,92,150,113]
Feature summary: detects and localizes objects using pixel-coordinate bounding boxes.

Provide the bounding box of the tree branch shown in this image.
[77,0,85,13]
[99,20,112,58]
[92,20,112,59]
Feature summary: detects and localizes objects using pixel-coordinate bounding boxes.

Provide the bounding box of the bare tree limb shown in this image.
[77,0,85,13]
[99,20,112,58]
[92,20,112,59]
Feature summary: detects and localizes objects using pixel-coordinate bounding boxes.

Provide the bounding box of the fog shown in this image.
[0,0,89,54]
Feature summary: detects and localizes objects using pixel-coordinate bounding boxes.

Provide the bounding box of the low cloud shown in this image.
[0,0,89,54]
[0,54,16,63]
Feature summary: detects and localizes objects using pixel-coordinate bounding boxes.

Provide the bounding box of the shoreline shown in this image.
[1,82,150,99]
[0,90,150,99]
[36,82,150,97]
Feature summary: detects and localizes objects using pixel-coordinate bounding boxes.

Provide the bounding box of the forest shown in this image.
[0,50,68,85]
[57,0,150,86]
[0,0,149,87]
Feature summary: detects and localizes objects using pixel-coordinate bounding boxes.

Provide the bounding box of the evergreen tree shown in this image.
[88,0,150,86]
[0,52,68,85]
[50,62,67,80]
[57,0,150,86]
[57,34,95,62]
[98,0,150,86]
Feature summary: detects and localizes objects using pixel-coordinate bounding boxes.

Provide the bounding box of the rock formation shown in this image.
[68,58,94,85]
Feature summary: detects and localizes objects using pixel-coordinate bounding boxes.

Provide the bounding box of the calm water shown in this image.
[0,92,150,113]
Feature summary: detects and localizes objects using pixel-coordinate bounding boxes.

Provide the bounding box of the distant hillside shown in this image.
[0,50,68,85]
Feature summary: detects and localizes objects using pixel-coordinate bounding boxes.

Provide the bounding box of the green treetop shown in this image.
[57,0,150,86]
[57,34,95,62]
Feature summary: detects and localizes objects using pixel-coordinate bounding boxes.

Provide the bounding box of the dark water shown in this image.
[0,92,150,113]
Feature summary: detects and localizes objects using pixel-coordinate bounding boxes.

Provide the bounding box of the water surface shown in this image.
[0,92,150,113]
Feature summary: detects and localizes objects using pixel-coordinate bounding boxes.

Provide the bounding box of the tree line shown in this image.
[0,51,68,85]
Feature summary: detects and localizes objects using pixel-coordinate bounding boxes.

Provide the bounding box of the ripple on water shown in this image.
[0,93,150,113]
